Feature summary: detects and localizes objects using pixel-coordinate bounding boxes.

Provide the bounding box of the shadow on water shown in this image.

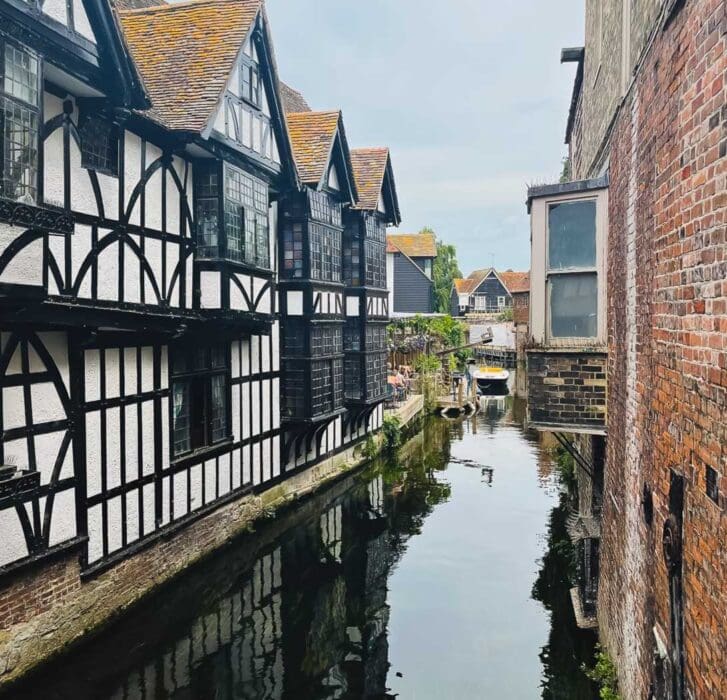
[7,408,597,699]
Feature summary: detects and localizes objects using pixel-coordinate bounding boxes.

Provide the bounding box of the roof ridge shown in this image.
[118,0,257,15]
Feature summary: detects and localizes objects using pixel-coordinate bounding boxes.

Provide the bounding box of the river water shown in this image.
[9,396,598,699]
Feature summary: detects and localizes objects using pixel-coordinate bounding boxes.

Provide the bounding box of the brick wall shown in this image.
[526,351,607,430]
[599,1,727,697]
[512,290,529,324]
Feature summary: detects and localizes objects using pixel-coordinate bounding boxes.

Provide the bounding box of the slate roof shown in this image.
[285,110,341,185]
[279,82,311,113]
[386,233,437,259]
[499,271,530,294]
[350,148,389,211]
[118,0,261,131]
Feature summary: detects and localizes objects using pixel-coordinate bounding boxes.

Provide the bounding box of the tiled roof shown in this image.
[454,278,475,293]
[112,0,165,9]
[386,239,399,254]
[286,111,341,185]
[386,233,437,259]
[499,270,530,294]
[279,82,311,113]
[350,147,389,211]
[118,0,261,131]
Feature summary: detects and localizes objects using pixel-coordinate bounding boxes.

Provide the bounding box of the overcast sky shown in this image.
[266,0,584,273]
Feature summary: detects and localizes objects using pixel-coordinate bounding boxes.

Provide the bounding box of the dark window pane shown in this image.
[80,117,118,175]
[4,44,39,106]
[210,374,227,443]
[548,200,596,270]
[173,382,191,455]
[1,96,38,203]
[549,272,597,338]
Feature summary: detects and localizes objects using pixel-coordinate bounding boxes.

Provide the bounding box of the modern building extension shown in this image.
[0,0,401,672]
[526,1,726,698]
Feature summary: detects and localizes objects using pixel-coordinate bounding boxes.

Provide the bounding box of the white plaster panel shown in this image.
[241,338,250,376]
[242,443,251,484]
[124,347,138,395]
[141,400,154,475]
[200,271,221,309]
[3,438,27,471]
[0,508,29,566]
[48,235,65,295]
[70,137,98,217]
[126,490,140,544]
[161,476,171,526]
[204,460,216,505]
[140,347,153,392]
[287,291,303,315]
[107,496,123,553]
[123,239,142,304]
[124,404,139,482]
[161,404,169,471]
[260,334,270,373]
[144,237,163,304]
[71,223,92,289]
[87,505,103,562]
[250,336,260,374]
[38,332,69,395]
[261,379,271,432]
[105,406,121,490]
[97,172,119,221]
[252,444,261,486]
[160,346,169,390]
[104,348,121,399]
[0,225,43,286]
[145,167,163,232]
[232,448,241,490]
[85,410,102,496]
[27,344,43,373]
[48,488,76,548]
[190,464,203,511]
[231,341,241,379]
[173,472,188,520]
[271,378,280,430]
[251,380,260,435]
[241,385,251,439]
[43,124,65,208]
[2,386,25,431]
[166,244,180,307]
[96,240,119,301]
[262,440,271,483]
[218,453,231,497]
[166,169,181,235]
[272,435,280,478]
[230,276,248,311]
[271,323,280,372]
[143,482,156,534]
[85,349,101,401]
[72,0,95,41]
[31,382,66,424]
[33,430,66,483]
[346,296,360,317]
[185,257,194,308]
[124,132,142,226]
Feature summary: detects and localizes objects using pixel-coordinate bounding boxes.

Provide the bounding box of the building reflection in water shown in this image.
[10,412,595,700]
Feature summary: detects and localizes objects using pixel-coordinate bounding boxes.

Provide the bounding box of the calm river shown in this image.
[8,396,598,699]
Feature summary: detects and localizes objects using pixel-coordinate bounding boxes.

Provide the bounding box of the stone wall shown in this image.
[0,399,424,687]
[598,1,727,697]
[526,350,607,430]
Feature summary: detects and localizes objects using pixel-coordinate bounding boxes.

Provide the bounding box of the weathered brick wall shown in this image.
[599,1,727,697]
[526,351,607,429]
[512,291,529,324]
[572,0,666,180]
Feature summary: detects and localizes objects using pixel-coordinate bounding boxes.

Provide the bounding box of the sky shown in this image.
[266,0,584,274]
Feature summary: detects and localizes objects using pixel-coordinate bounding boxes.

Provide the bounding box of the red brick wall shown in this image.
[512,291,529,324]
[600,2,727,697]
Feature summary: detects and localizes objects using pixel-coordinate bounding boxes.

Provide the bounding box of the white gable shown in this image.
[377,193,386,214]
[41,0,96,43]
[328,164,340,191]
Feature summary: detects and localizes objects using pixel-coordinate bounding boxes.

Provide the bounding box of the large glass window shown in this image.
[0,42,40,204]
[282,222,304,278]
[343,225,361,287]
[80,116,118,176]
[547,199,598,339]
[194,163,269,268]
[364,240,386,288]
[171,343,229,457]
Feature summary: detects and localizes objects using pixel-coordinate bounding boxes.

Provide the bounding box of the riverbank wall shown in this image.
[0,396,425,688]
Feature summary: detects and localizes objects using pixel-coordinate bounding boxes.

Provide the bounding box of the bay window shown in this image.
[0,40,40,204]
[194,162,269,268]
[171,343,230,457]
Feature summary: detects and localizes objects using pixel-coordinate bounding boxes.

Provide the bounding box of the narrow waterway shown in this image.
[8,397,597,699]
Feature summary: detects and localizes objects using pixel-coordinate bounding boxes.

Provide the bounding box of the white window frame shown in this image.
[529,186,608,347]
[497,296,506,310]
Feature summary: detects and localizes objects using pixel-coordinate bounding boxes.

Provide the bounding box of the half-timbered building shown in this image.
[0,0,400,592]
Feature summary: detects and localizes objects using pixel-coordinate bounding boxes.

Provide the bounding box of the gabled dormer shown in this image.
[119,0,296,181]
[350,147,400,225]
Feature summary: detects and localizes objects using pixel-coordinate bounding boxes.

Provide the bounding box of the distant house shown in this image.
[386,233,437,314]
[451,269,529,316]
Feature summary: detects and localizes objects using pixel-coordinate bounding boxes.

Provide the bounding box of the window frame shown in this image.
[170,343,231,459]
[0,36,42,205]
[79,111,119,178]
[529,185,608,346]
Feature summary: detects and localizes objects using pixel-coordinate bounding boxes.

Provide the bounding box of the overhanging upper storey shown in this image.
[526,175,609,434]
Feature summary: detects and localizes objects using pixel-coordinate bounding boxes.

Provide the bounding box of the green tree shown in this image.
[423,227,462,313]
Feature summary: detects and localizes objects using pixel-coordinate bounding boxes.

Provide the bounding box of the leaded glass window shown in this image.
[365,352,387,401]
[195,165,219,256]
[344,319,361,351]
[310,324,342,356]
[344,356,362,401]
[0,42,40,203]
[308,189,342,227]
[224,164,269,267]
[282,360,306,419]
[365,324,387,351]
[364,240,386,288]
[310,223,341,282]
[170,343,230,457]
[80,116,118,176]
[363,213,386,243]
[282,222,304,278]
[343,224,362,287]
